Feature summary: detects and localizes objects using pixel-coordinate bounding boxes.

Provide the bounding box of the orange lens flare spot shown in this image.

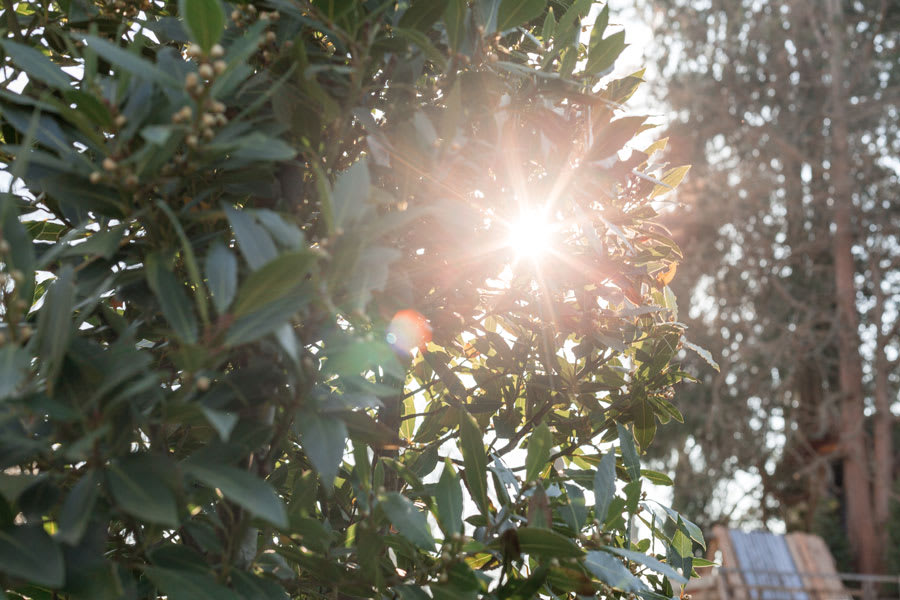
[387,309,432,353]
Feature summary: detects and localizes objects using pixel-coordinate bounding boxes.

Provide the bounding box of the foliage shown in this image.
[0,0,700,597]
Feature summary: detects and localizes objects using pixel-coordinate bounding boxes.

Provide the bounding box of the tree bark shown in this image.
[824,0,880,574]
[871,260,893,549]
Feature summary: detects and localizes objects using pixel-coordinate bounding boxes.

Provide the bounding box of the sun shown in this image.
[506,210,552,261]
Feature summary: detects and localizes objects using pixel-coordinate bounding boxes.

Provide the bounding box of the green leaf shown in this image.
[562,483,587,531]
[224,205,278,270]
[650,165,691,198]
[178,0,225,52]
[400,0,449,31]
[524,422,551,482]
[683,338,719,371]
[107,455,180,527]
[144,566,242,600]
[1,41,71,90]
[671,529,692,558]
[182,460,287,528]
[584,550,646,592]
[497,0,544,30]
[0,526,64,588]
[0,345,30,400]
[617,423,640,481]
[633,397,656,450]
[332,158,370,230]
[229,134,297,162]
[224,289,311,347]
[205,242,238,314]
[145,253,199,344]
[32,265,75,387]
[516,527,583,558]
[379,492,435,549]
[0,473,44,504]
[200,406,238,442]
[230,570,289,600]
[79,35,178,87]
[458,410,489,515]
[436,461,463,535]
[602,546,687,584]
[232,250,317,317]
[586,30,626,75]
[57,470,101,545]
[594,451,616,524]
[296,412,347,488]
[641,469,673,486]
[444,0,467,51]
[63,224,125,260]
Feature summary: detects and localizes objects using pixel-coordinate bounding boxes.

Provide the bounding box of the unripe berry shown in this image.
[102,157,117,171]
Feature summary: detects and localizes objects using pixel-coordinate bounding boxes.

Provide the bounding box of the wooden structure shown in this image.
[684,527,900,600]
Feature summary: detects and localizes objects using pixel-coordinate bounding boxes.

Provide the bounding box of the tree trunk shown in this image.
[824,0,880,574]
[871,260,893,549]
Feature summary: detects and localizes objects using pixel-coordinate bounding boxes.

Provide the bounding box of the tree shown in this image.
[640,0,900,572]
[0,0,703,597]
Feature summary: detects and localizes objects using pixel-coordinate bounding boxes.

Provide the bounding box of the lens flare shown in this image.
[507,211,551,261]
[387,309,432,354]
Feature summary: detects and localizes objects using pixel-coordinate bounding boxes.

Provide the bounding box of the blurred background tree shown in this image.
[638,0,900,573]
[0,0,705,597]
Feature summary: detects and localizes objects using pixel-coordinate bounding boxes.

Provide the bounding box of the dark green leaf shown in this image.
[1,41,71,90]
[0,345,30,400]
[458,410,489,515]
[224,205,277,270]
[229,134,297,162]
[107,455,180,527]
[178,0,225,52]
[516,527,583,558]
[0,473,44,504]
[524,422,552,482]
[444,0,467,51]
[232,250,317,317]
[145,253,199,344]
[144,566,241,600]
[400,0,449,31]
[633,397,656,450]
[32,266,75,386]
[79,35,178,86]
[497,0,544,30]
[57,469,101,545]
[617,423,640,481]
[296,412,347,488]
[205,243,238,314]
[594,451,616,524]
[224,289,311,346]
[182,460,287,528]
[0,526,64,588]
[562,483,587,531]
[584,550,646,592]
[231,570,289,600]
[379,492,435,549]
[436,461,463,535]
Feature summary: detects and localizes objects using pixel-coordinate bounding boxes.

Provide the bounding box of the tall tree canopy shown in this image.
[642,0,900,573]
[0,0,703,597]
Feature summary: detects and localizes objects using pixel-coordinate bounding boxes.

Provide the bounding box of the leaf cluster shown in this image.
[0,0,702,598]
